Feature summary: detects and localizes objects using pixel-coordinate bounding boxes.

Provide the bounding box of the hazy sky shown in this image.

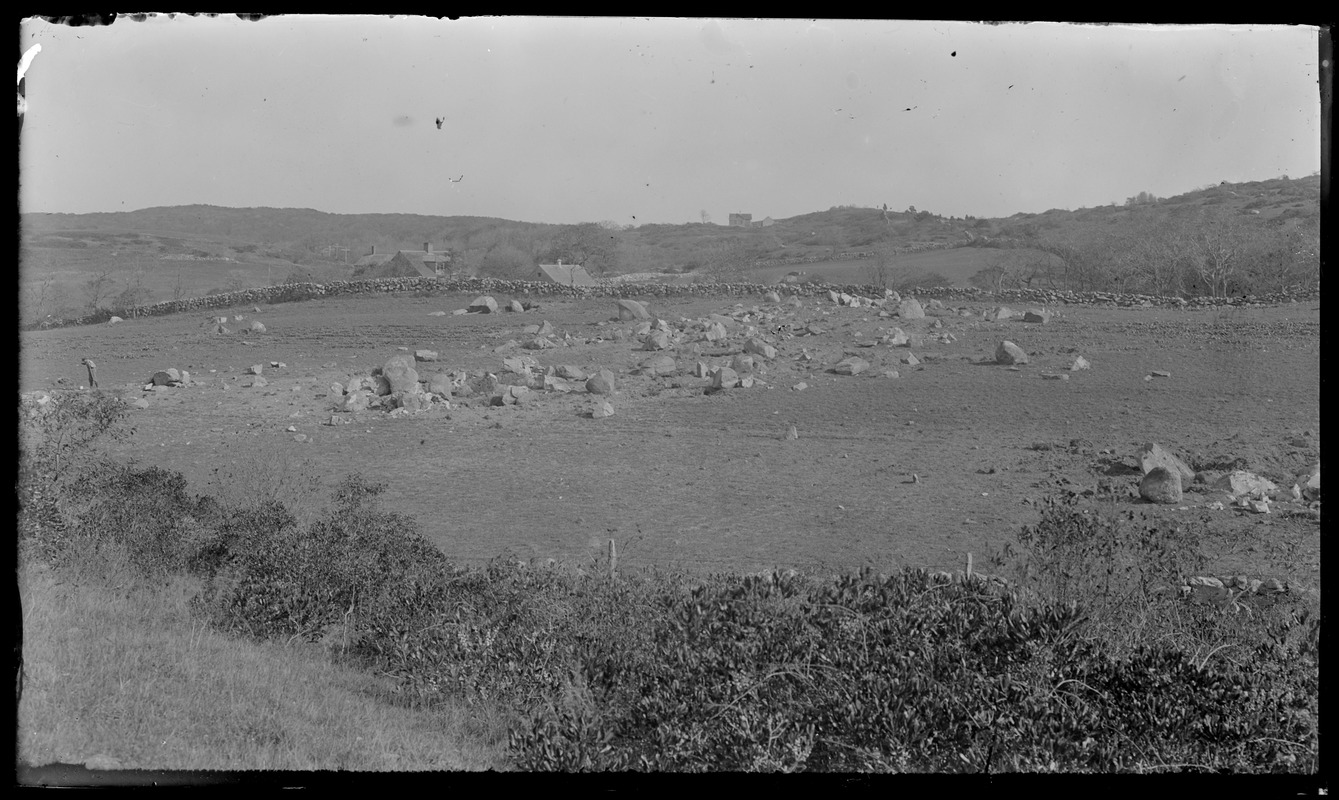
[19,16,1323,225]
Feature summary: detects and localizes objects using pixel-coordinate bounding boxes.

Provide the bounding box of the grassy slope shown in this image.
[18,558,509,772]
[18,174,1319,303]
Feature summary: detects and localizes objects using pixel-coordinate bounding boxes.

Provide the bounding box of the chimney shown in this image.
[557,258,563,266]
[425,243,432,253]
[370,245,377,255]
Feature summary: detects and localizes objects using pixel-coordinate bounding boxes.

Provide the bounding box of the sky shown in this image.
[18,16,1325,226]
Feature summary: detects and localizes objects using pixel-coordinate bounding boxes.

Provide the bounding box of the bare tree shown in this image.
[82,269,119,311]
[700,209,712,225]
[1183,210,1250,298]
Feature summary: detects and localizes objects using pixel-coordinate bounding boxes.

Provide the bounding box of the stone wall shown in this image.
[28,276,1322,331]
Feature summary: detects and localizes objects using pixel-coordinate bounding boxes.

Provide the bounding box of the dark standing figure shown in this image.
[82,358,98,389]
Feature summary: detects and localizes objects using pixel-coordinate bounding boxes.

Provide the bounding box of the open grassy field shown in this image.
[744,247,1047,288]
[20,289,1321,589]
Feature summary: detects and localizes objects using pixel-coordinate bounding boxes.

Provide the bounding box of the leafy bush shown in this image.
[66,464,224,576]
[195,476,452,644]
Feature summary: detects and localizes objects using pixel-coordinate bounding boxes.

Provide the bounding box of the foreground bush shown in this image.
[16,392,1319,773]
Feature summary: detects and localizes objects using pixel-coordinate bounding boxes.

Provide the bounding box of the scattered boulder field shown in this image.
[25,280,1317,585]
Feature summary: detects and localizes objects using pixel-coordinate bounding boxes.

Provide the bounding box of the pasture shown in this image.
[20,289,1321,589]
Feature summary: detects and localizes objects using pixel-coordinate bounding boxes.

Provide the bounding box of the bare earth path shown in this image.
[20,292,1320,588]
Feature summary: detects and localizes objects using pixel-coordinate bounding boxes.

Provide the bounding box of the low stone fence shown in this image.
[27,276,1321,331]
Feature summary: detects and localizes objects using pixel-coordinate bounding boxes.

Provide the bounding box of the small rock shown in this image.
[882,369,899,379]
[639,354,677,376]
[1214,470,1278,499]
[592,400,615,418]
[1150,370,1172,378]
[743,338,777,359]
[900,353,919,366]
[293,434,308,442]
[642,330,671,351]
[468,296,499,314]
[896,298,924,320]
[1023,309,1050,323]
[428,310,447,316]
[784,425,798,440]
[1070,356,1091,371]
[586,368,617,395]
[245,364,263,376]
[246,376,268,388]
[1139,443,1196,486]
[1040,373,1069,381]
[414,350,439,362]
[833,356,870,376]
[764,291,782,304]
[107,316,123,325]
[711,367,739,389]
[1140,466,1183,504]
[616,299,650,321]
[791,381,808,391]
[130,398,150,409]
[554,365,587,381]
[994,341,1028,365]
[508,299,525,313]
[249,321,266,333]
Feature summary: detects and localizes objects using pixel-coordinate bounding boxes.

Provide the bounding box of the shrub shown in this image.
[66,464,224,577]
[195,475,452,644]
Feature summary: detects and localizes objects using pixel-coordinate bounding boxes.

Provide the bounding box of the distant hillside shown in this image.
[19,173,1319,323]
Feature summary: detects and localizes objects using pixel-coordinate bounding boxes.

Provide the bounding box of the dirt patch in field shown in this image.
[21,292,1321,588]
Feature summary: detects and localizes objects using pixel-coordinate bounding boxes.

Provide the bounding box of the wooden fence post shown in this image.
[966,552,973,580]
[608,538,618,578]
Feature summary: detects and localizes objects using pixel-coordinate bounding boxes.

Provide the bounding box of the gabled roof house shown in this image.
[352,244,452,279]
[536,262,600,287]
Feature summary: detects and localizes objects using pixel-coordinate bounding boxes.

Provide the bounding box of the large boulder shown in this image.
[1023,309,1051,324]
[586,368,617,395]
[995,341,1028,365]
[989,306,1016,322]
[897,298,925,319]
[1140,467,1183,504]
[730,354,757,375]
[468,295,499,314]
[616,299,650,321]
[1138,443,1196,487]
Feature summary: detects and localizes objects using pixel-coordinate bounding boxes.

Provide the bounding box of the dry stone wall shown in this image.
[29,275,1321,331]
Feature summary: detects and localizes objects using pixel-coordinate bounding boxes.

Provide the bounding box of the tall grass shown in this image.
[17,557,508,772]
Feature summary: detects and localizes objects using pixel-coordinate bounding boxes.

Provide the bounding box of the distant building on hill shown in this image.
[351,244,452,279]
[536,260,600,287]
[728,213,753,227]
[757,216,775,227]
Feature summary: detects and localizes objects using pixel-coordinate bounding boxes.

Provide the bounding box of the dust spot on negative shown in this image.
[393,115,413,127]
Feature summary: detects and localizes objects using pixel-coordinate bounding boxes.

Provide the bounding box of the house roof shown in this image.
[353,250,451,279]
[536,263,600,286]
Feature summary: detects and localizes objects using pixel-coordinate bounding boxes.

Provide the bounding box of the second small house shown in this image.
[536,260,600,287]
[352,244,453,279]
